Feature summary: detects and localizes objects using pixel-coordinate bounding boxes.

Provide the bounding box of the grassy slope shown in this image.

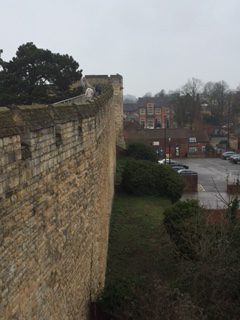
[106,193,177,287]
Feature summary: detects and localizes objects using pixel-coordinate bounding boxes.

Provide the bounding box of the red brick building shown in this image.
[137,97,175,129]
[124,122,209,158]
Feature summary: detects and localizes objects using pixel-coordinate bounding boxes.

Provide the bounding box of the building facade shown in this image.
[124,122,209,158]
[137,97,175,129]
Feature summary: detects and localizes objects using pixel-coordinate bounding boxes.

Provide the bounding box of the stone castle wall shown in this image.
[85,74,123,143]
[0,75,123,319]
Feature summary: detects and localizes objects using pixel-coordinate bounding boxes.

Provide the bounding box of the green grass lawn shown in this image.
[106,193,177,288]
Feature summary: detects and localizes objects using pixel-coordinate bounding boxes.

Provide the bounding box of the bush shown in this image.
[156,165,184,203]
[202,114,219,125]
[176,257,240,320]
[163,200,204,259]
[126,143,158,162]
[164,200,240,319]
[122,160,158,196]
[121,160,184,202]
[97,278,205,320]
[219,140,227,145]
[205,144,215,153]
[115,159,128,191]
[97,279,136,317]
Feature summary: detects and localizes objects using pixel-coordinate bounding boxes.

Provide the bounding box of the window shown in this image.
[140,120,145,127]
[55,126,63,147]
[139,108,146,115]
[147,103,154,108]
[155,107,161,115]
[189,147,198,153]
[78,124,83,144]
[147,103,154,115]
[165,117,170,128]
[175,146,180,157]
[21,142,31,160]
[189,137,197,143]
[56,133,62,147]
[154,117,161,128]
[147,120,154,129]
[114,88,120,95]
[147,107,154,115]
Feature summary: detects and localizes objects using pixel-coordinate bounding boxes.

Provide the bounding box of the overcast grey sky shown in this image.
[1,0,240,97]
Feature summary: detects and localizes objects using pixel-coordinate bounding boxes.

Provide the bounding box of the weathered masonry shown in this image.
[0,75,123,319]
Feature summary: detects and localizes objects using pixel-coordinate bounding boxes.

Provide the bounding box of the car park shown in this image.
[221,151,236,159]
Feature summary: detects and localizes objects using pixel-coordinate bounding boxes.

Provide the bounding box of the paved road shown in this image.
[177,158,240,208]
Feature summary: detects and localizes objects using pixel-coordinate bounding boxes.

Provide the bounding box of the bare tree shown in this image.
[213,81,229,118]
[178,78,203,128]
[203,80,229,123]
[182,77,203,101]
[143,91,152,97]
[155,89,165,98]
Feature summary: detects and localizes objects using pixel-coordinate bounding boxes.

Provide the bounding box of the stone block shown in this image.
[3,137,12,147]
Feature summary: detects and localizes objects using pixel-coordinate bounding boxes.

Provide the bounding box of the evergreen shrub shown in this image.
[126,143,158,162]
[163,200,204,259]
[121,160,184,202]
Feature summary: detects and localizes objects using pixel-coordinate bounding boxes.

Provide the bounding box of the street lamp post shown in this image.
[168,137,171,161]
[164,115,167,163]
[227,97,232,151]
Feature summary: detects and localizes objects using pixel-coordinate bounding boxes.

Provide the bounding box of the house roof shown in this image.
[137,96,173,107]
[124,124,209,143]
[123,103,138,112]
[193,130,209,142]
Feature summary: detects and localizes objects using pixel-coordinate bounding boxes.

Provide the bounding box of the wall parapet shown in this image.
[0,88,113,201]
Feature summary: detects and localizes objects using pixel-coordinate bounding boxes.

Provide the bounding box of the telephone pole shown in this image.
[164,116,167,162]
[227,95,232,150]
[0,49,3,71]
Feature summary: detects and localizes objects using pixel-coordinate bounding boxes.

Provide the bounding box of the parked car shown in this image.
[228,154,239,162]
[177,169,197,175]
[158,159,179,165]
[222,151,236,160]
[171,165,189,171]
[158,159,189,168]
[231,155,240,164]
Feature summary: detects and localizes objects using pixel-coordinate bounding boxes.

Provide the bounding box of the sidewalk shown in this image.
[181,191,234,209]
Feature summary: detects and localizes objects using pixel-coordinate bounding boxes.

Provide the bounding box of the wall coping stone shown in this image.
[0,87,113,138]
